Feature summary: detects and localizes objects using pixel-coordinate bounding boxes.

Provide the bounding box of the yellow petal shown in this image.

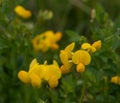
[54,32,62,41]
[65,42,75,51]
[51,43,59,50]
[72,50,91,65]
[32,35,41,51]
[60,50,68,65]
[81,43,91,50]
[111,76,120,85]
[44,30,54,38]
[18,70,30,83]
[42,67,50,81]
[92,40,101,50]
[37,65,47,79]
[90,46,96,53]
[30,73,41,87]
[14,5,31,19]
[76,63,85,73]
[29,58,39,73]
[32,32,54,52]
[53,60,59,67]
[65,42,75,58]
[46,64,61,79]
[29,58,38,68]
[60,63,73,74]
[48,76,59,88]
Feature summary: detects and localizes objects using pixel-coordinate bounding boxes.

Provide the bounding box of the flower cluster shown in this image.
[81,40,101,53]
[14,5,32,19]
[60,40,101,74]
[18,59,61,88]
[18,40,101,88]
[32,30,62,52]
[111,76,120,85]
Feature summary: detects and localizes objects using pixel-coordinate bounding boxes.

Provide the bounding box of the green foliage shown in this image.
[0,0,120,103]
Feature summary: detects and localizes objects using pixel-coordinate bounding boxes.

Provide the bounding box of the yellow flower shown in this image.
[81,43,96,53]
[81,43,91,50]
[18,59,42,87]
[43,60,61,81]
[14,5,32,19]
[72,50,91,65]
[72,50,91,73]
[81,40,101,53]
[92,40,101,50]
[32,30,62,52]
[111,76,120,85]
[59,42,75,74]
[18,59,61,88]
[38,60,61,88]
[43,30,62,50]
[32,34,51,52]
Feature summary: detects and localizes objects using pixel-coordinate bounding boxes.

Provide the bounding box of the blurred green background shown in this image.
[0,0,120,103]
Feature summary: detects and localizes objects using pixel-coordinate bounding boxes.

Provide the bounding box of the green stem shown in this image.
[79,76,85,103]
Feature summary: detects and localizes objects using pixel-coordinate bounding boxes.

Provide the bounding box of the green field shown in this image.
[0,0,120,103]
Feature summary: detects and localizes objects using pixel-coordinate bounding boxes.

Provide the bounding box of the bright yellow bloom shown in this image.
[14,5,32,19]
[92,40,101,50]
[38,60,61,88]
[111,76,120,85]
[81,43,95,53]
[32,30,62,52]
[72,50,91,65]
[59,42,75,74]
[81,40,101,53]
[18,59,42,87]
[72,50,91,72]
[32,34,51,52]
[18,59,61,88]
[81,43,96,53]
